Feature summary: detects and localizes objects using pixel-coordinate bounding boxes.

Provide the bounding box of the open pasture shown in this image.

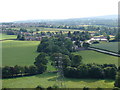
[2,72,114,88]
[0,34,17,40]
[2,40,118,67]
[73,50,118,66]
[2,40,40,66]
[90,42,119,53]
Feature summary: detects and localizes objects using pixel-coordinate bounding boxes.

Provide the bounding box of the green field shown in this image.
[73,50,118,66]
[2,40,40,66]
[1,35,119,88]
[2,40,56,71]
[90,42,119,53]
[2,72,114,88]
[8,27,82,32]
[2,40,118,66]
[0,34,17,40]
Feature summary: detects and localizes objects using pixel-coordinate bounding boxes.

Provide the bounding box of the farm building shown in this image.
[86,37,108,44]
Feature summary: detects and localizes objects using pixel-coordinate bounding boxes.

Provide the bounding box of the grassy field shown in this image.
[1,35,118,88]
[8,27,82,32]
[7,27,97,33]
[2,40,40,66]
[2,40,118,66]
[90,42,119,53]
[2,40,55,71]
[2,72,114,88]
[0,34,17,40]
[73,50,118,67]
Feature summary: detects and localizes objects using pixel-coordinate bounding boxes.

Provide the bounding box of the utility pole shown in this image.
[55,53,65,88]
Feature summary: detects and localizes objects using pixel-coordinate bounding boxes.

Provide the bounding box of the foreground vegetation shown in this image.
[2,72,115,88]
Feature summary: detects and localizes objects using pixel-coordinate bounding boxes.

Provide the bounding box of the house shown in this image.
[25,36,42,41]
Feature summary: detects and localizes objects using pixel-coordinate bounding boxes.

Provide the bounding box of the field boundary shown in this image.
[89,47,120,57]
[0,39,17,41]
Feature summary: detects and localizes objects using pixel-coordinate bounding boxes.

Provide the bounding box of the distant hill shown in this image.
[85,15,117,19]
[14,15,117,23]
[10,15,117,27]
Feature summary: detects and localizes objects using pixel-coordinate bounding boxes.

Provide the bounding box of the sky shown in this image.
[0,0,119,22]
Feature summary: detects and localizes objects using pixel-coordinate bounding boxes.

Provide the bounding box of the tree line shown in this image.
[2,52,48,78]
[2,65,40,78]
[64,63,117,79]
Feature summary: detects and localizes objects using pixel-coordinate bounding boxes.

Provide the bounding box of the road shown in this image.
[88,47,120,57]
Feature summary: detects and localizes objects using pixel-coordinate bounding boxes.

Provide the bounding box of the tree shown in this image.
[50,53,71,68]
[71,54,82,67]
[34,52,48,73]
[64,39,73,52]
[104,67,116,79]
[20,28,27,32]
[118,50,120,54]
[36,28,40,31]
[83,42,90,49]
[68,31,71,37]
[107,35,110,41]
[2,66,11,78]
[114,71,120,88]
[19,35,25,40]
[28,66,38,75]
[24,66,29,75]
[74,40,81,47]
[6,31,15,35]
[115,32,120,41]
[88,65,104,78]
[14,65,21,76]
[17,34,21,40]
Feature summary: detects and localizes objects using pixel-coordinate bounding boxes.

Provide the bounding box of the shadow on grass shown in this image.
[104,79,114,83]
[53,73,114,83]
[35,72,57,79]
[36,72,114,84]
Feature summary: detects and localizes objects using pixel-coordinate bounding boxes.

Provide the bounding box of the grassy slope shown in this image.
[73,50,118,67]
[2,73,114,88]
[91,42,119,53]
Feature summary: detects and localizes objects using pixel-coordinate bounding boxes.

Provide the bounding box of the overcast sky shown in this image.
[0,0,119,22]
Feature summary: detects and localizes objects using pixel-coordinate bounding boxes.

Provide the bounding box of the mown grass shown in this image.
[73,50,118,67]
[0,33,17,40]
[91,42,119,53]
[2,72,114,88]
[2,40,40,66]
[2,40,55,71]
